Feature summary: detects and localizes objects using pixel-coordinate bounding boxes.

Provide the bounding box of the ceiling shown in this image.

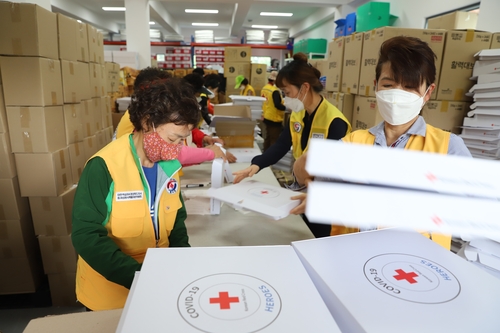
[51,0,357,39]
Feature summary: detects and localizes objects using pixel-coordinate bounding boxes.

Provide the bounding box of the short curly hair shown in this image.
[129,78,201,131]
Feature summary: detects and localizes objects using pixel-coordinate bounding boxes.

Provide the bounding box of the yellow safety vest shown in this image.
[75,134,183,310]
[240,84,256,96]
[116,110,134,139]
[332,124,452,250]
[289,98,351,159]
[261,83,284,123]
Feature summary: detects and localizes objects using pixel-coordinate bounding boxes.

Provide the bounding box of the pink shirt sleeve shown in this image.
[177,145,215,166]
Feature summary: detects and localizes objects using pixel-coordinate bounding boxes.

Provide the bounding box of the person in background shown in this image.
[72,79,199,311]
[233,52,351,237]
[291,36,471,248]
[204,73,221,109]
[261,70,286,151]
[183,73,213,126]
[234,75,255,96]
[192,67,205,76]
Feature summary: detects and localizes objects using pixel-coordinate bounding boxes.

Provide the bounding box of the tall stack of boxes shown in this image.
[224,46,251,97]
[0,3,111,304]
[249,63,268,96]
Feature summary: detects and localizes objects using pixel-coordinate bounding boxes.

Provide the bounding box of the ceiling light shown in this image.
[149,21,155,25]
[251,25,278,29]
[185,9,219,14]
[192,23,219,26]
[260,12,293,17]
[102,7,126,11]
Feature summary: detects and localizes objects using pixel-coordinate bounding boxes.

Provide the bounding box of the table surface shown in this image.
[181,162,314,247]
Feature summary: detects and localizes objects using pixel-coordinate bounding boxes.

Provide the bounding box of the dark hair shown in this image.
[204,74,220,89]
[375,36,437,89]
[129,78,200,131]
[183,73,204,93]
[133,67,172,91]
[276,52,323,93]
[192,67,205,76]
[241,78,249,86]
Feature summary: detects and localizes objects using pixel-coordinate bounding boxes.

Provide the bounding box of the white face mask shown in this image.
[284,86,307,113]
[375,86,430,126]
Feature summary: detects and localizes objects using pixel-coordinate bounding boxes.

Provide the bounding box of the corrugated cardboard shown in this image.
[15,147,73,197]
[224,62,251,78]
[63,104,84,145]
[47,272,78,307]
[7,106,66,153]
[0,132,17,179]
[92,97,103,131]
[437,30,492,101]
[421,100,469,134]
[341,33,364,94]
[359,27,446,98]
[427,11,478,30]
[56,13,78,62]
[326,92,354,124]
[0,84,8,133]
[61,60,81,104]
[216,120,255,148]
[89,63,103,98]
[315,59,329,77]
[112,111,125,130]
[0,56,63,107]
[352,95,382,130]
[95,130,106,151]
[224,46,252,62]
[0,177,30,220]
[77,62,92,100]
[87,24,98,64]
[250,63,267,93]
[68,141,86,184]
[0,2,58,59]
[491,33,500,49]
[81,99,96,138]
[101,96,113,128]
[29,185,76,236]
[213,104,251,118]
[76,22,89,63]
[103,126,114,145]
[38,234,77,274]
[0,247,43,295]
[325,37,344,92]
[105,62,120,93]
[0,217,34,262]
[83,135,99,161]
[95,31,105,65]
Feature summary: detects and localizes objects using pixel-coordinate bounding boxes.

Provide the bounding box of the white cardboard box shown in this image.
[116,246,341,333]
[292,228,500,333]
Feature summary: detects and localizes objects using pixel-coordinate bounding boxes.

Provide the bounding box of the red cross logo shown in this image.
[261,190,268,194]
[425,172,437,182]
[432,215,443,226]
[209,291,240,310]
[393,269,418,284]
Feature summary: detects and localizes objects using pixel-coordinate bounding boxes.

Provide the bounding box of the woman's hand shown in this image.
[206,145,227,162]
[290,194,307,215]
[233,165,260,184]
[293,153,313,187]
[226,151,237,163]
[203,136,225,146]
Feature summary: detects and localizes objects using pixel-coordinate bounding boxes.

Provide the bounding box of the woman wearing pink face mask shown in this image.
[291,36,471,247]
[72,78,200,311]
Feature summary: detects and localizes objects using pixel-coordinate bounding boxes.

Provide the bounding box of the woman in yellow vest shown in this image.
[291,36,472,248]
[261,70,287,151]
[234,75,255,96]
[71,78,200,311]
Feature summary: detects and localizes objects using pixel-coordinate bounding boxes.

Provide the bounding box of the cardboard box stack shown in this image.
[461,46,500,160]
[0,3,111,303]
[325,91,354,125]
[224,46,251,96]
[250,63,267,96]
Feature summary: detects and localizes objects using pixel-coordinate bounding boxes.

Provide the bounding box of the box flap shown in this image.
[215,120,255,136]
[213,104,251,118]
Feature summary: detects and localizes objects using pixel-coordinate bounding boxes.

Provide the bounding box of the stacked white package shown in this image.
[226,147,262,163]
[292,228,500,333]
[229,95,266,121]
[462,238,500,280]
[116,246,342,333]
[462,49,500,159]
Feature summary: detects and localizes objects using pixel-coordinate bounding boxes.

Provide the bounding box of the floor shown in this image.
[0,276,84,333]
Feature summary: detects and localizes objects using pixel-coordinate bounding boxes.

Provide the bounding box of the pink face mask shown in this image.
[143,124,182,162]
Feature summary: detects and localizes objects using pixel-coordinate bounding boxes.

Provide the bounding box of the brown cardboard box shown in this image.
[215,120,255,148]
[96,31,105,65]
[314,59,329,77]
[92,97,103,131]
[89,63,104,98]
[95,130,106,151]
[325,37,345,92]
[6,106,66,153]
[76,22,89,63]
[61,60,81,104]
[491,33,500,49]
[224,63,251,78]
[29,185,76,236]
[224,47,252,62]
[112,111,125,130]
[101,96,113,129]
[341,33,364,94]
[250,63,268,93]
[15,147,72,197]
[99,64,106,97]
[87,24,98,64]
[83,135,98,161]
[77,62,92,101]
[103,126,114,145]
[0,215,37,260]
[47,272,78,307]
[437,30,492,101]
[0,56,63,106]
[0,177,30,220]
[68,142,86,183]
[0,2,58,59]
[81,99,96,137]
[56,13,78,62]
[0,84,8,133]
[0,132,17,179]
[105,62,120,93]
[0,248,43,295]
[421,100,469,134]
[213,105,251,118]
[325,92,354,124]
[38,234,77,274]
[359,27,446,98]
[427,11,478,30]
[352,95,382,130]
[63,104,84,145]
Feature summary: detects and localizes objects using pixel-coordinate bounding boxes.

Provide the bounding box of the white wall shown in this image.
[477,0,500,32]
[294,19,336,42]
